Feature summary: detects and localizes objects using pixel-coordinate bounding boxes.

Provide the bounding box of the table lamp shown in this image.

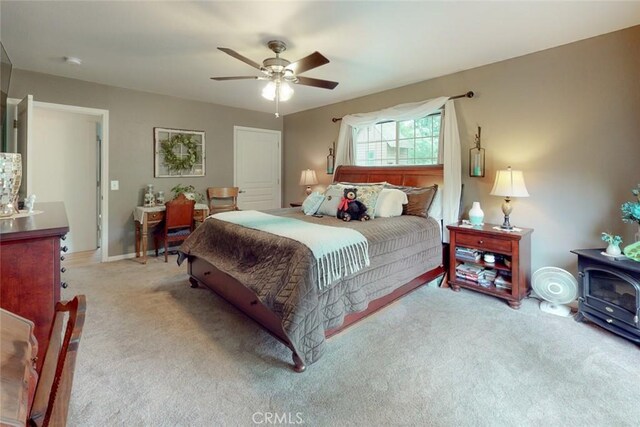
[490,166,529,230]
[299,169,318,195]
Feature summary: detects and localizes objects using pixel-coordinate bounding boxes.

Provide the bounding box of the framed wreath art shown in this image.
[154,127,205,177]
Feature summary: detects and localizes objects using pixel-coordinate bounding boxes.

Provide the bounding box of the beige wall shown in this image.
[283,26,640,273]
[9,70,282,257]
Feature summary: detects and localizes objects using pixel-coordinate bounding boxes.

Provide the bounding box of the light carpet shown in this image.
[63,256,639,426]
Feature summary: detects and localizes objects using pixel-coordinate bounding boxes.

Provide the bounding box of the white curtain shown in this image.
[334,96,461,242]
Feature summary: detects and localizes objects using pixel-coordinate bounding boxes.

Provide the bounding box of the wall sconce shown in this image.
[469,126,485,177]
[327,141,335,174]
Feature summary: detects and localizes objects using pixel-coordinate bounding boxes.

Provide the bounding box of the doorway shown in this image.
[233,126,281,210]
[11,97,110,261]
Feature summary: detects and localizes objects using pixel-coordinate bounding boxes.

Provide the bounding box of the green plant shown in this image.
[170,184,204,203]
[601,232,622,246]
[621,183,640,225]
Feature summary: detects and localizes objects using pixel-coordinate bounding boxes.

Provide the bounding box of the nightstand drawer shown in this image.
[456,232,512,254]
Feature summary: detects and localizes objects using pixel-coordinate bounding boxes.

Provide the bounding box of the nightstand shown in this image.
[290,202,303,208]
[447,222,533,309]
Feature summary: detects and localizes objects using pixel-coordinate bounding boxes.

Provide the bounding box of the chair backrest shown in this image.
[165,193,196,230]
[29,295,86,427]
[207,187,239,213]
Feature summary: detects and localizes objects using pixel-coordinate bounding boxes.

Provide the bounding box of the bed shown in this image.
[178,165,447,372]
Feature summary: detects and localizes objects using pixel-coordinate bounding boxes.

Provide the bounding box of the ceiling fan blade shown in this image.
[295,76,339,90]
[287,51,329,74]
[218,47,262,70]
[210,76,260,81]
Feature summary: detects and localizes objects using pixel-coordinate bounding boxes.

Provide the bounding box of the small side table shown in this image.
[447,222,533,309]
[290,202,303,208]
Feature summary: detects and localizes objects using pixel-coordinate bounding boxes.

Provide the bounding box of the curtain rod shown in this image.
[331,91,475,123]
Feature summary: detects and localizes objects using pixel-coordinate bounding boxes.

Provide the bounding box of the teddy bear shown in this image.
[337,187,370,222]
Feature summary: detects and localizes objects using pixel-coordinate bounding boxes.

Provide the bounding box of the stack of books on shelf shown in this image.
[455,263,484,281]
[455,247,482,262]
[494,274,512,290]
[477,269,497,287]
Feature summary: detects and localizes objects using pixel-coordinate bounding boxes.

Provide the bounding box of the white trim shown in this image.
[23,100,110,262]
[233,126,282,208]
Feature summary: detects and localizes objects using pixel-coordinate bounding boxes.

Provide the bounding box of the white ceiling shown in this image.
[1,1,639,116]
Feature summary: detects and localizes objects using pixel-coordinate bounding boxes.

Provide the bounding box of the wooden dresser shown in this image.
[0,202,69,373]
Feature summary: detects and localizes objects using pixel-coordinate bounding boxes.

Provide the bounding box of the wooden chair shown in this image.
[29,295,86,427]
[153,193,196,262]
[207,187,239,214]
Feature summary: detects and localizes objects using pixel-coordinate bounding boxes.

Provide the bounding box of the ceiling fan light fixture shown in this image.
[261,81,277,101]
[278,82,294,102]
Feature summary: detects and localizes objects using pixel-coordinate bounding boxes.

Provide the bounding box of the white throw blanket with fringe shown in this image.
[212,210,370,290]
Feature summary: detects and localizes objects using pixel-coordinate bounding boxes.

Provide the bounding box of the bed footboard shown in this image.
[187,256,307,372]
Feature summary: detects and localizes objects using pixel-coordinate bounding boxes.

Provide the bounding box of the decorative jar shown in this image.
[469,201,484,226]
[156,191,165,205]
[144,184,155,207]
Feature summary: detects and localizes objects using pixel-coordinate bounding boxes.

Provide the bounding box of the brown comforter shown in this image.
[178,208,442,365]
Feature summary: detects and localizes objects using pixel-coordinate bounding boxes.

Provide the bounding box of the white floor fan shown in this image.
[531,267,579,317]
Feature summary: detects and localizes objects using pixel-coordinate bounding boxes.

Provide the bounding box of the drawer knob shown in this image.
[61,282,68,289]
[478,240,484,244]
[61,267,67,273]
[204,271,211,276]
[60,255,65,261]
[61,246,68,253]
[606,318,613,324]
[605,306,613,313]
[61,235,67,241]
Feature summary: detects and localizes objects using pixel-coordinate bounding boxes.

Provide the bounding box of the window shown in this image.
[354,113,441,166]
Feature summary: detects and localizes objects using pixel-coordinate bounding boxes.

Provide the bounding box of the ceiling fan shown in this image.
[211,40,339,117]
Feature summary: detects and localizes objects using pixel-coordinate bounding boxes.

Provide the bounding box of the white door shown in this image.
[234,126,281,210]
[31,107,99,253]
[16,95,33,199]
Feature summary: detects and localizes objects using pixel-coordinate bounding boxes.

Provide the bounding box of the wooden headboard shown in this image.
[333,165,443,187]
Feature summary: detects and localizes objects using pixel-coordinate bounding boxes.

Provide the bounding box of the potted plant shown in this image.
[601,232,623,256]
[170,184,204,203]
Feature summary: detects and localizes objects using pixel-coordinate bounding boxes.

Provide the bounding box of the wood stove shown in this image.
[571,249,640,344]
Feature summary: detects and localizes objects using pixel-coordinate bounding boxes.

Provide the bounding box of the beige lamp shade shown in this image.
[299,169,318,195]
[490,167,529,198]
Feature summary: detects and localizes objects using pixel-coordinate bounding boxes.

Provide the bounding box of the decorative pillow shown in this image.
[316,185,344,216]
[301,192,325,215]
[374,188,408,218]
[404,185,438,217]
[346,184,385,219]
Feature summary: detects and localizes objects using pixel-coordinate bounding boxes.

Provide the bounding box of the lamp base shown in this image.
[305,186,312,195]
[500,197,513,230]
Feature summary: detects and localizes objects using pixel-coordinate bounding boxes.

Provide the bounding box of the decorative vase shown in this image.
[144,184,155,207]
[156,191,165,205]
[0,153,22,217]
[469,201,484,226]
[606,243,622,256]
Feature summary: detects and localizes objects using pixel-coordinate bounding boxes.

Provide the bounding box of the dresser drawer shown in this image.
[456,232,512,254]
[147,211,164,222]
